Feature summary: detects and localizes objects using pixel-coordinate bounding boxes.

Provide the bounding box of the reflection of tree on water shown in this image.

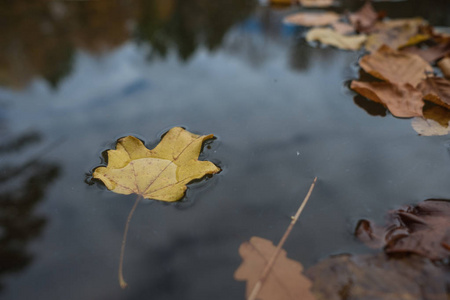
[136,0,253,60]
[0,131,59,292]
[0,0,253,89]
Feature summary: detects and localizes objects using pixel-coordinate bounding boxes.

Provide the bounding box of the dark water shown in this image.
[1,0,450,299]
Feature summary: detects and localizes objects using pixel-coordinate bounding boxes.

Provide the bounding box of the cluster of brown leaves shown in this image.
[235,199,450,300]
[284,1,450,135]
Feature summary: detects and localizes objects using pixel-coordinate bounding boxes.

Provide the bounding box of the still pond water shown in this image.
[1,0,450,299]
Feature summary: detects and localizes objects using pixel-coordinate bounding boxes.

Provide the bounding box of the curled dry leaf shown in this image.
[299,0,334,8]
[234,237,315,300]
[402,41,450,63]
[348,1,380,33]
[306,28,366,50]
[365,24,429,53]
[355,199,450,260]
[350,80,424,118]
[417,77,450,109]
[306,253,450,300]
[283,12,340,27]
[93,127,220,201]
[359,45,433,87]
[438,56,450,79]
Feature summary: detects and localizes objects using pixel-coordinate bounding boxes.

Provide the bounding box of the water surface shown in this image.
[1,0,450,299]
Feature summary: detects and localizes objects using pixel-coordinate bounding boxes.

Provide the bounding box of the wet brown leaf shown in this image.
[299,0,334,7]
[359,45,433,86]
[350,80,424,117]
[234,237,316,300]
[349,1,380,33]
[402,41,450,63]
[355,199,450,260]
[306,253,450,300]
[417,77,450,109]
[283,12,340,27]
[306,28,367,50]
[438,56,450,79]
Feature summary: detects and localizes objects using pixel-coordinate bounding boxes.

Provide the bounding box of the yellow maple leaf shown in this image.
[93,126,220,202]
[92,127,220,288]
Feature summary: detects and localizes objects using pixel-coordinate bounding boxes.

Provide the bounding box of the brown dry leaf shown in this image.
[234,237,316,300]
[350,80,424,117]
[331,22,355,35]
[306,253,450,300]
[299,0,334,7]
[306,28,366,50]
[438,56,450,79]
[402,41,450,63]
[283,12,340,27]
[359,45,433,86]
[349,1,380,33]
[355,199,450,260]
[411,117,450,136]
[417,77,450,109]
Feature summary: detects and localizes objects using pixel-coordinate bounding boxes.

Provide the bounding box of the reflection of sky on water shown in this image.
[1,2,450,300]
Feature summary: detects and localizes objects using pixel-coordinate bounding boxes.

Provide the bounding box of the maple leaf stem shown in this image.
[119,195,142,289]
[247,177,317,300]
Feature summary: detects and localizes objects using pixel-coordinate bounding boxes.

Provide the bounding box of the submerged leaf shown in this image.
[283,12,340,27]
[306,27,366,50]
[306,253,450,300]
[234,237,315,300]
[411,117,450,136]
[93,127,220,202]
[355,199,450,260]
[359,45,433,87]
[350,80,424,117]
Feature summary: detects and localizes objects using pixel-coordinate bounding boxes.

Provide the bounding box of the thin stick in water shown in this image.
[247,177,317,300]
